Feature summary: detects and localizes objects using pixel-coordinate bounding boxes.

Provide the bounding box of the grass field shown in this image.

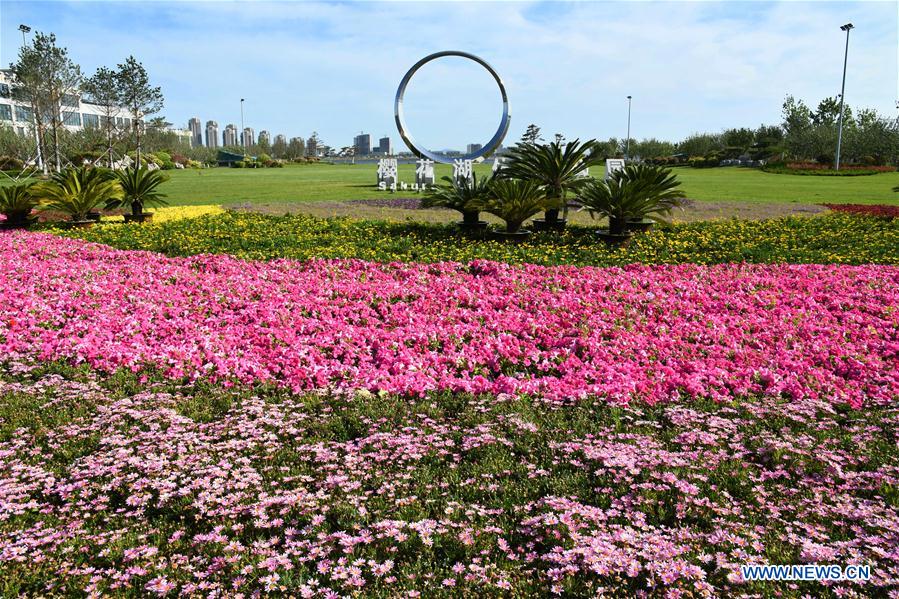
[150,163,899,206]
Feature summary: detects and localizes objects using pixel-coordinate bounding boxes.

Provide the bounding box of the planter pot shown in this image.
[86,212,102,222]
[596,229,634,248]
[1,213,35,229]
[532,218,567,231]
[625,218,655,232]
[124,213,154,224]
[489,229,532,243]
[69,220,94,229]
[457,219,488,231]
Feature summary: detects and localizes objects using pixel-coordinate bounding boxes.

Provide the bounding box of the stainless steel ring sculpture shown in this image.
[394,51,511,164]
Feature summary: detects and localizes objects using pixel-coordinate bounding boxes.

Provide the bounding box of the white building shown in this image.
[0,69,190,146]
[241,127,255,147]
[205,120,219,148]
[258,130,270,146]
[223,124,238,146]
[188,117,203,147]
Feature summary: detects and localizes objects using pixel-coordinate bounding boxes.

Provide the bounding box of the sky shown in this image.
[1,0,896,152]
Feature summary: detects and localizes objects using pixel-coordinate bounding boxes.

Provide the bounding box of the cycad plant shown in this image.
[33,166,124,222]
[0,183,38,228]
[577,164,684,235]
[422,172,491,228]
[107,166,169,222]
[500,138,602,228]
[473,178,548,235]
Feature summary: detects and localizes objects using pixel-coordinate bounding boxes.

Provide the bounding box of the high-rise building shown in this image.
[223,124,238,146]
[353,133,371,156]
[466,143,483,154]
[258,130,271,146]
[241,127,255,147]
[378,136,393,155]
[188,117,203,147]
[205,121,219,148]
[274,134,286,145]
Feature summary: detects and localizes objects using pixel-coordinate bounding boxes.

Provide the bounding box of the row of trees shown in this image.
[516,96,897,166]
[6,31,163,174]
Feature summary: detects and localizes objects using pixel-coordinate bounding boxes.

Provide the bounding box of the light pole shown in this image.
[625,95,632,160]
[835,23,853,171]
[18,24,44,174]
[240,98,245,148]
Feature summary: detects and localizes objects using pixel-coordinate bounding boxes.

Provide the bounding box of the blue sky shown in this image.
[1,1,896,151]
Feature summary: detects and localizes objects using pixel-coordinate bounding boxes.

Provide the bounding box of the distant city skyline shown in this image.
[1,1,895,152]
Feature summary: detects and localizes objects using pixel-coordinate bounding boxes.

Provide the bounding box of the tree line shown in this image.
[517,96,897,166]
[6,31,163,174]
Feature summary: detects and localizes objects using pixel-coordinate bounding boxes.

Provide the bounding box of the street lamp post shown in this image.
[17,24,44,174]
[240,98,245,148]
[835,23,853,171]
[625,95,632,160]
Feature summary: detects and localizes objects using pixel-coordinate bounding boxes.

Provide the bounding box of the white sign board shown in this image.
[605,159,626,180]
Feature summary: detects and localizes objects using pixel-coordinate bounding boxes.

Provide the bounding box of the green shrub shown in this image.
[0,155,24,171]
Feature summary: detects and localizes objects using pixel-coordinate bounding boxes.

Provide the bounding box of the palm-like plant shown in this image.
[33,166,124,222]
[107,167,169,216]
[422,172,492,226]
[577,164,684,235]
[473,178,548,233]
[0,183,38,227]
[500,138,602,225]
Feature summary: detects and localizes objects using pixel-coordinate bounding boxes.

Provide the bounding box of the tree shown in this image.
[306,132,321,157]
[272,137,288,159]
[287,137,305,159]
[10,32,82,173]
[722,128,755,151]
[82,66,124,167]
[676,132,723,157]
[116,56,164,166]
[520,124,542,145]
[631,138,677,159]
[257,136,271,156]
[781,95,813,137]
[813,96,853,128]
[146,116,172,131]
[594,138,621,159]
[339,146,356,163]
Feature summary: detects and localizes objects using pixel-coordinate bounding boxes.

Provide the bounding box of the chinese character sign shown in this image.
[415,158,435,186]
[377,158,398,187]
[452,159,473,184]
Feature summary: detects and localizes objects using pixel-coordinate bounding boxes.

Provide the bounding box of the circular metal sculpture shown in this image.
[395,51,511,164]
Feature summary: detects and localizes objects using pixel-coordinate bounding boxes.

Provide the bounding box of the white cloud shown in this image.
[1,1,895,148]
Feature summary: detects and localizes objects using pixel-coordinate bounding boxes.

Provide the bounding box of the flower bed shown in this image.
[2,232,896,406]
[0,361,896,596]
[49,211,899,266]
[824,203,899,218]
[762,162,896,176]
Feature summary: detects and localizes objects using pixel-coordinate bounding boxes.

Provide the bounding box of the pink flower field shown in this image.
[1,230,898,597]
[1,232,897,407]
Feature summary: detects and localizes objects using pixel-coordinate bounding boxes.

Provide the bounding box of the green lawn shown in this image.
[152,163,899,206]
[5,162,898,206]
